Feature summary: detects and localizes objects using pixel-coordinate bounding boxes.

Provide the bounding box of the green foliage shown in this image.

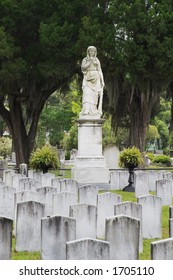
[102,117,116,148]
[146,152,155,162]
[152,96,171,149]
[119,146,143,168]
[0,137,12,158]
[29,145,59,172]
[153,154,171,166]
[169,131,173,148]
[60,124,78,159]
[146,125,160,143]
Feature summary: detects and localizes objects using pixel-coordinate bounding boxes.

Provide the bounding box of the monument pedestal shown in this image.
[72,117,110,184]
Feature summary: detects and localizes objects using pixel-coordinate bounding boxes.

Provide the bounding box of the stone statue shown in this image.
[80,46,105,118]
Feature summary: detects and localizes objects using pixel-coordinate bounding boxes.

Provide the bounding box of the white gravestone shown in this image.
[51,178,61,191]
[110,170,129,190]
[0,217,13,260]
[151,238,173,260]
[78,185,98,206]
[14,191,42,234]
[114,201,143,253]
[60,179,78,195]
[156,179,172,206]
[66,238,110,260]
[105,215,140,260]
[16,201,45,251]
[37,187,57,216]
[135,171,149,197]
[0,186,15,220]
[41,215,76,260]
[53,192,77,217]
[147,170,164,192]
[3,169,15,187]
[103,145,120,169]
[41,173,55,187]
[137,195,162,238]
[12,174,26,191]
[69,203,97,239]
[97,192,122,239]
[18,178,40,192]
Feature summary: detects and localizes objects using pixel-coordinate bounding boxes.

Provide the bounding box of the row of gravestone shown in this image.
[110,170,173,204]
[1,207,173,260]
[0,170,173,260]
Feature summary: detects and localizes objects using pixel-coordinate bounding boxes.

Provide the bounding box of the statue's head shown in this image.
[87,46,97,57]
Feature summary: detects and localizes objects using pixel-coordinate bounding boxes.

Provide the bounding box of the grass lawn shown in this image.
[11,189,171,260]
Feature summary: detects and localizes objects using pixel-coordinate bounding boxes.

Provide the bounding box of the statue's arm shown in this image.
[81,58,91,72]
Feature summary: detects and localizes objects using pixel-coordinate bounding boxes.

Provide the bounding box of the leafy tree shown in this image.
[0,137,12,159]
[77,1,173,151]
[145,124,160,150]
[36,78,82,147]
[152,96,171,149]
[0,0,88,166]
[105,0,173,151]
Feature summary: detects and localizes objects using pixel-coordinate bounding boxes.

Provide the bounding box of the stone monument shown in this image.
[72,46,109,184]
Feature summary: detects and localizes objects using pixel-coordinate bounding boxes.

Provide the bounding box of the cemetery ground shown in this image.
[11,189,171,260]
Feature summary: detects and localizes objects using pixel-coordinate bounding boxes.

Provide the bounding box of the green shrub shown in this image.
[146,152,155,162]
[119,146,143,168]
[0,137,12,158]
[153,154,171,166]
[29,145,59,173]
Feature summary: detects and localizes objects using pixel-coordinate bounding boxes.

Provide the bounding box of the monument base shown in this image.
[72,166,109,184]
[71,117,110,184]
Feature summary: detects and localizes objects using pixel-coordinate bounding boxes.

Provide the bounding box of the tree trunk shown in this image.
[8,96,30,166]
[129,106,148,152]
[128,91,153,152]
[169,95,173,134]
[0,95,45,168]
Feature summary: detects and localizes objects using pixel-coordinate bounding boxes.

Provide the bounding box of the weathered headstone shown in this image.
[70,203,97,239]
[18,178,40,192]
[12,174,26,191]
[114,201,143,252]
[0,217,13,260]
[14,190,42,232]
[151,238,173,260]
[0,160,8,179]
[103,145,120,169]
[32,171,42,183]
[60,179,78,195]
[137,195,162,238]
[0,186,15,220]
[41,215,76,260]
[19,163,28,176]
[147,170,163,192]
[3,169,15,187]
[105,215,140,260]
[70,149,78,161]
[135,171,149,197]
[78,185,98,206]
[97,192,122,239]
[66,238,110,260]
[110,170,129,190]
[37,186,57,216]
[53,192,77,217]
[51,178,61,191]
[16,201,45,251]
[41,173,55,187]
[156,179,172,206]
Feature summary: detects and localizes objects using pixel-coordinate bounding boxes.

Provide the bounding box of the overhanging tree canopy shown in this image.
[0,0,91,166]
